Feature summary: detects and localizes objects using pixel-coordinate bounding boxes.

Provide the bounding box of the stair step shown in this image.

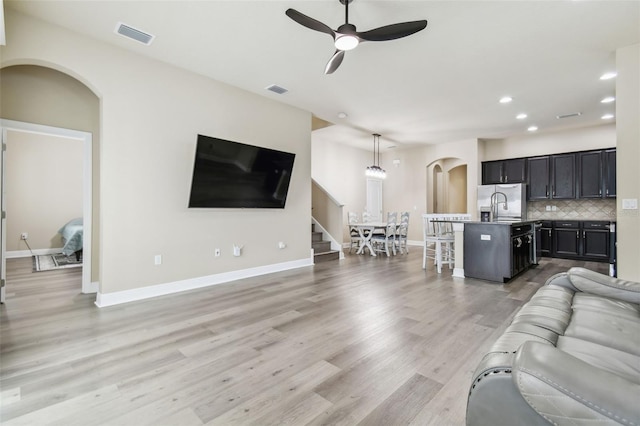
[312,231,323,242]
[312,241,331,252]
[314,250,340,263]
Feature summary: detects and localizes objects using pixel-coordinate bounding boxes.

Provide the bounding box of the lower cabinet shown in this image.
[539,221,553,257]
[582,221,610,260]
[551,220,610,261]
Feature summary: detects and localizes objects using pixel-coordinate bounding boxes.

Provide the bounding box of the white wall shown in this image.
[616,44,640,281]
[383,138,479,241]
[481,124,616,161]
[1,10,312,296]
[311,137,370,240]
[5,131,83,252]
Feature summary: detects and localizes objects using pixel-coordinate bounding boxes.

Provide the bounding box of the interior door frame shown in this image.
[0,119,95,296]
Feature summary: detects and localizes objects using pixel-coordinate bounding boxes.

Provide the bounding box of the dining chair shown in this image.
[362,211,372,223]
[422,213,470,273]
[395,212,410,254]
[371,215,397,257]
[347,212,361,253]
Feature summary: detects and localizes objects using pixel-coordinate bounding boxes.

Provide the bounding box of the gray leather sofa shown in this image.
[466,267,640,426]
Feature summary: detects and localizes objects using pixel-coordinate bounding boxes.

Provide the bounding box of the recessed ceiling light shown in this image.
[499,96,513,104]
[527,126,538,132]
[516,113,527,120]
[601,114,614,120]
[601,96,615,103]
[600,72,617,80]
[337,112,348,119]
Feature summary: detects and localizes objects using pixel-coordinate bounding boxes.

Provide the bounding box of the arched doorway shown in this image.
[0,64,100,301]
[426,158,468,214]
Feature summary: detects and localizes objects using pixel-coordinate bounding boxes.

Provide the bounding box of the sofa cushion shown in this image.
[557,336,640,385]
[512,305,571,335]
[572,293,640,320]
[563,310,640,356]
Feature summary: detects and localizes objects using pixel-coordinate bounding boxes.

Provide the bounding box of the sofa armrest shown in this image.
[513,341,640,426]
[567,267,640,304]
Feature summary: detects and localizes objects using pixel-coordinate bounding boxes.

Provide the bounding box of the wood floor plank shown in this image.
[0,255,609,425]
[357,373,443,425]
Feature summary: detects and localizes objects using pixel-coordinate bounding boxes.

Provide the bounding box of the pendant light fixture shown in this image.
[365,133,386,179]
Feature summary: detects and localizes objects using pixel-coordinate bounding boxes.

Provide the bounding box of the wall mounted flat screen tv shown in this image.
[188,134,296,208]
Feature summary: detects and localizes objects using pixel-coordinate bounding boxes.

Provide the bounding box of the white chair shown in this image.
[372,215,397,257]
[362,211,372,223]
[348,212,361,253]
[423,213,470,273]
[395,212,410,254]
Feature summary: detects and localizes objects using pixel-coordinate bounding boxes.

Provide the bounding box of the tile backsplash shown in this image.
[528,199,616,221]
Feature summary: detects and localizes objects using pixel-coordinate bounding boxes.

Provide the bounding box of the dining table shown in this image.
[351,221,392,256]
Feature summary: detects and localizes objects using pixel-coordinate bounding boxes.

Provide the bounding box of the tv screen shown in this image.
[188,134,296,208]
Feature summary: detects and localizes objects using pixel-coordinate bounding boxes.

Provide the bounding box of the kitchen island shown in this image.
[462,221,537,283]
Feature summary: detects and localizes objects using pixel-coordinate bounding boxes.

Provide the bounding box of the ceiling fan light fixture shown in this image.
[335,34,359,50]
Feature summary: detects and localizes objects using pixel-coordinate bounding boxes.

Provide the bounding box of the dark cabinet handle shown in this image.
[576,231,579,239]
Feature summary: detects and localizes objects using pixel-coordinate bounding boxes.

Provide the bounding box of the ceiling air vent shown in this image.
[265,84,288,95]
[115,22,155,45]
[556,112,582,119]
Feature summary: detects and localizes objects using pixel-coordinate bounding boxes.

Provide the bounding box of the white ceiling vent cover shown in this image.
[266,84,288,95]
[556,112,582,119]
[115,22,155,45]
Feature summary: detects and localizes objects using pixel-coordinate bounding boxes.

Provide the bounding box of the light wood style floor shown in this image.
[1,253,608,426]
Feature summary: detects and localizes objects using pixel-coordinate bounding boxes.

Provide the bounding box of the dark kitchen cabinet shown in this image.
[551,154,576,199]
[582,221,610,260]
[527,154,576,200]
[577,149,617,199]
[578,151,603,198]
[552,221,610,261]
[553,221,580,257]
[604,149,616,198]
[527,156,550,200]
[482,158,526,184]
[539,221,553,257]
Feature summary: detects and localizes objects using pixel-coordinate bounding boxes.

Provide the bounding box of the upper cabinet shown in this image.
[526,154,576,200]
[604,149,616,198]
[482,158,526,184]
[527,156,550,200]
[551,153,576,199]
[577,149,617,199]
[578,151,603,198]
[488,148,617,201]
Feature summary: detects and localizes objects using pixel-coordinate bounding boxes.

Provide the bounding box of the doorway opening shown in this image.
[1,120,94,301]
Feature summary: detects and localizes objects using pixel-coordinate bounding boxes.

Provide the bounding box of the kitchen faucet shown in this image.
[490,191,509,220]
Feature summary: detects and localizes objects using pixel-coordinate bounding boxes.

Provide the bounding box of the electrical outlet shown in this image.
[154,255,162,265]
[215,248,221,257]
[20,232,28,240]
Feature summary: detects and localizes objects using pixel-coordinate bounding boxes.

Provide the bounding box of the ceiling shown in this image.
[5,0,639,152]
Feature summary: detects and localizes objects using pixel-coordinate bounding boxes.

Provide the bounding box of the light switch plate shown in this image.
[622,199,638,210]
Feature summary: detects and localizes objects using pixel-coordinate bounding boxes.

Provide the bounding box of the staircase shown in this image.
[312,224,340,263]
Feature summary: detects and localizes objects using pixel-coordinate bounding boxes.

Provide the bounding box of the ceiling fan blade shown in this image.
[285,9,335,38]
[357,20,428,42]
[325,50,345,74]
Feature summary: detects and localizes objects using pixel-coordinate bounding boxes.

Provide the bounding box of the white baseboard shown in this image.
[95,256,314,308]
[6,248,61,258]
[453,268,465,278]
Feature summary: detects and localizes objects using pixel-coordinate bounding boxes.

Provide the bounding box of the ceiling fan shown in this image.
[285,0,428,74]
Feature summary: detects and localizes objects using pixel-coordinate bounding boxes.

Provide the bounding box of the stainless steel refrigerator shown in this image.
[477,183,527,222]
